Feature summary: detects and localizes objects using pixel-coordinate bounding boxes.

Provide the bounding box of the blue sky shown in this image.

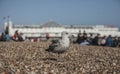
[0,0,120,32]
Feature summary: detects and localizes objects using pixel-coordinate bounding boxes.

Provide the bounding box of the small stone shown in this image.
[113,72,116,74]
[51,70,54,73]
[82,68,86,73]
[113,63,116,66]
[1,72,5,74]
[102,70,108,74]
[43,72,48,74]
[30,71,36,74]
[16,69,20,74]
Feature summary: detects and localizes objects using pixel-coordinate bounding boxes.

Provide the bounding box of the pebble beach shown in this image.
[0,41,120,74]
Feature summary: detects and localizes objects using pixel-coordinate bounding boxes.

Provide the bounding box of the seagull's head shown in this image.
[61,31,69,39]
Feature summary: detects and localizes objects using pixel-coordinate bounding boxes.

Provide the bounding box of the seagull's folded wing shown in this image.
[49,40,61,49]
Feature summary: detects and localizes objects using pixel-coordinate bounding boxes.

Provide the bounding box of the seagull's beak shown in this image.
[66,32,68,34]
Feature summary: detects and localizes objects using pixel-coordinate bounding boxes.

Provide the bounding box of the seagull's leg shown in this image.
[53,52,60,62]
[57,53,59,61]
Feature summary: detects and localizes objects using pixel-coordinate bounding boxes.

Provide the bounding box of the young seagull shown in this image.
[46,31,70,53]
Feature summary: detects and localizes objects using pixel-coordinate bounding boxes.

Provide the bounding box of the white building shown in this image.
[4,20,120,38]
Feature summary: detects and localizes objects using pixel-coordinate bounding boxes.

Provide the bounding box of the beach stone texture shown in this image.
[0,41,120,74]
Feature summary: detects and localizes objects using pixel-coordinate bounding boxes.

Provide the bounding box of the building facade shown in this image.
[4,20,120,38]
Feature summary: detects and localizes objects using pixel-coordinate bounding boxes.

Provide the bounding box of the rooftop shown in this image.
[41,21,63,27]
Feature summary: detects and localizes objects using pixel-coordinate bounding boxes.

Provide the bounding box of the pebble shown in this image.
[0,42,119,74]
[30,71,36,74]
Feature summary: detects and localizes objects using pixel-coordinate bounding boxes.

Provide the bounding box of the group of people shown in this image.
[0,30,120,47]
[76,32,120,47]
[0,30,25,42]
[0,32,10,41]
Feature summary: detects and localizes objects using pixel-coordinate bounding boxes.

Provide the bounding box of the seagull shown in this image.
[46,31,70,53]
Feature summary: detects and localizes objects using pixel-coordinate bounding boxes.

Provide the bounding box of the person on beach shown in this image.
[100,36,106,46]
[0,32,6,41]
[106,35,113,47]
[92,33,100,45]
[11,30,19,41]
[5,34,10,41]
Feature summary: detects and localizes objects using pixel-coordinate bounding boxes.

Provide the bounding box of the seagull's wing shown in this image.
[46,40,61,51]
[52,39,68,53]
[52,40,59,44]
